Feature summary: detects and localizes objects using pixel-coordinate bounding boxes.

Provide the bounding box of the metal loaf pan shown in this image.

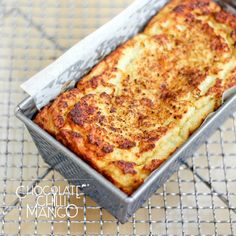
[15,0,236,223]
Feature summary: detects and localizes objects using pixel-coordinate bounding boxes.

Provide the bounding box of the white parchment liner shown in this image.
[21,0,167,109]
[20,0,236,115]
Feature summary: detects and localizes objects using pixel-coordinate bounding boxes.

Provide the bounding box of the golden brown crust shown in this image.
[35,0,236,195]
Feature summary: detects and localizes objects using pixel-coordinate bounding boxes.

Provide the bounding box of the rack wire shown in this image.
[0,0,236,235]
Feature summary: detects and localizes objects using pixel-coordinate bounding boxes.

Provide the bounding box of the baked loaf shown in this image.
[35,0,236,195]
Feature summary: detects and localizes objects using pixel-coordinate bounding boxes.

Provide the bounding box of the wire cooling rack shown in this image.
[0,0,236,235]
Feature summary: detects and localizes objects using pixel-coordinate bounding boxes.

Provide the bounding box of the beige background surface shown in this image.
[0,0,236,235]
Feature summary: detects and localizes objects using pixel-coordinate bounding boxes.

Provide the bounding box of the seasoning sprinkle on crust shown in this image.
[35,0,236,195]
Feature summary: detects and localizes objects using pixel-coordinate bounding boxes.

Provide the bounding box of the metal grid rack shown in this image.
[0,0,236,235]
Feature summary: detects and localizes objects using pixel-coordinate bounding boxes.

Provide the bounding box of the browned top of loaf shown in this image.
[34,0,236,195]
